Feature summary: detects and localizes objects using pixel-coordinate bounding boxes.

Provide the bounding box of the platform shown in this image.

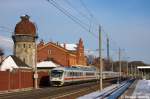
[121,80,150,99]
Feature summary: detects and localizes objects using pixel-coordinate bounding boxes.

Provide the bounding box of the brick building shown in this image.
[37,38,87,66]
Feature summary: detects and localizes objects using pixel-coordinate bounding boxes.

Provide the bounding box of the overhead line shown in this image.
[79,0,93,18]
[63,0,92,22]
[63,0,93,33]
[46,0,123,58]
[46,0,98,39]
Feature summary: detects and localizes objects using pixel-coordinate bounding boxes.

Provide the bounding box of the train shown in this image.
[50,66,119,86]
[102,71,119,79]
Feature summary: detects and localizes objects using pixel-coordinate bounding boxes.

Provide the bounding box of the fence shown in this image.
[0,69,50,91]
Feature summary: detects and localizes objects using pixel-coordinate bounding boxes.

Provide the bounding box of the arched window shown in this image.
[23,58,25,62]
[23,44,26,48]
[29,44,31,48]
[48,49,51,55]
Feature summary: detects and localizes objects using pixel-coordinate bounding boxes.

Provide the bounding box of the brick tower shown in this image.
[76,38,85,65]
[12,15,37,68]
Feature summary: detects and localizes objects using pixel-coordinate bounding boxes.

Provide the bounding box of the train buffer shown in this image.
[78,79,135,99]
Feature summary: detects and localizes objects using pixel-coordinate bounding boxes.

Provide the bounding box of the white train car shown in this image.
[50,66,98,86]
[102,71,119,79]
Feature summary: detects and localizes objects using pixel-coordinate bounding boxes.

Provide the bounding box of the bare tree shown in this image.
[0,48,4,64]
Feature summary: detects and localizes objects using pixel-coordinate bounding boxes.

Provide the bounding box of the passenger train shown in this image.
[50,66,119,86]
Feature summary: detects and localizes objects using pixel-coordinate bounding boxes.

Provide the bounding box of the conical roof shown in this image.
[14,15,36,36]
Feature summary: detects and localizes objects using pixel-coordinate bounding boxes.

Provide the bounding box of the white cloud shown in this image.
[0,35,13,51]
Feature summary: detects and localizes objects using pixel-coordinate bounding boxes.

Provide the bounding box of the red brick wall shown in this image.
[0,71,9,91]
[76,39,86,65]
[68,55,76,66]
[37,71,50,87]
[10,70,19,90]
[0,69,51,91]
[37,43,69,66]
[37,41,87,66]
[20,70,33,88]
[0,69,33,91]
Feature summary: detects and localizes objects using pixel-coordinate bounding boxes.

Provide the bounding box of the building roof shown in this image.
[11,56,29,67]
[37,61,59,68]
[137,66,150,69]
[14,15,36,36]
[60,43,77,51]
[0,55,29,71]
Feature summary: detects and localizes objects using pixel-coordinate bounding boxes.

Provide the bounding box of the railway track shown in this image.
[0,78,117,99]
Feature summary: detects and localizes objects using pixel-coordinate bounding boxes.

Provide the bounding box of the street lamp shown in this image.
[34,35,38,89]
[119,48,121,84]
[126,57,130,77]
[99,25,103,91]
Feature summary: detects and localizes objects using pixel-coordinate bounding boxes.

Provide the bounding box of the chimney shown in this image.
[56,42,59,45]
[64,43,66,49]
[37,40,44,48]
[20,15,30,21]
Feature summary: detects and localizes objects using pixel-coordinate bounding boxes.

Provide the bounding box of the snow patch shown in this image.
[60,44,77,51]
[0,56,18,71]
[37,61,59,68]
[77,84,118,99]
[133,80,150,97]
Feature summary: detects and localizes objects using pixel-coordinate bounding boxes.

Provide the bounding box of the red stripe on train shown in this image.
[64,77,96,80]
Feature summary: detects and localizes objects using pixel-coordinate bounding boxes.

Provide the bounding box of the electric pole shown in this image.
[126,57,129,77]
[34,35,38,89]
[119,48,121,83]
[99,25,103,91]
[112,62,114,72]
[107,36,110,71]
[127,61,128,77]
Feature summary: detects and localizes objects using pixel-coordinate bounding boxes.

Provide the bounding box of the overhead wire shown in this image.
[46,0,98,39]
[0,26,13,33]
[63,0,121,57]
[63,0,91,22]
[62,0,93,33]
[79,0,122,53]
[46,0,125,60]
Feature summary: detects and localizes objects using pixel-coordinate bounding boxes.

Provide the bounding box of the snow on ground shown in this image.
[132,80,150,98]
[77,84,118,99]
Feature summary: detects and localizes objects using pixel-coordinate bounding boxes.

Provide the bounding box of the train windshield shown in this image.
[51,70,64,78]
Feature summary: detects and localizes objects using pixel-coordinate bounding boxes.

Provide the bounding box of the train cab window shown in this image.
[51,70,64,78]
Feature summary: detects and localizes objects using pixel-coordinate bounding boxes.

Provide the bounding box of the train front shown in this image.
[50,68,64,86]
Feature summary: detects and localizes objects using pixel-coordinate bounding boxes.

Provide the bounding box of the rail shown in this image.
[93,79,134,99]
[107,79,135,99]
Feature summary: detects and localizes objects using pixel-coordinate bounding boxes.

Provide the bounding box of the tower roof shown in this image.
[14,15,36,36]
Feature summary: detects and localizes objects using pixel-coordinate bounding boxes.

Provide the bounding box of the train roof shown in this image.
[52,66,97,72]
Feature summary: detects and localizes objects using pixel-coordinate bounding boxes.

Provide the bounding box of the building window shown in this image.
[48,49,51,55]
[29,44,31,48]
[17,44,20,48]
[80,53,82,56]
[23,44,26,48]
[23,58,25,62]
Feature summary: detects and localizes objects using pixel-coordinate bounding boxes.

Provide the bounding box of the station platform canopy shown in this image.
[137,66,150,69]
[137,66,150,80]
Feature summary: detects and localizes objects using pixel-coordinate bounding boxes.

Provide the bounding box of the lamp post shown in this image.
[34,35,38,89]
[126,57,130,77]
[119,48,121,83]
[112,62,113,72]
[99,25,103,91]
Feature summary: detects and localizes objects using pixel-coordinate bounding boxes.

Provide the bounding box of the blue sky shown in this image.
[0,0,150,64]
